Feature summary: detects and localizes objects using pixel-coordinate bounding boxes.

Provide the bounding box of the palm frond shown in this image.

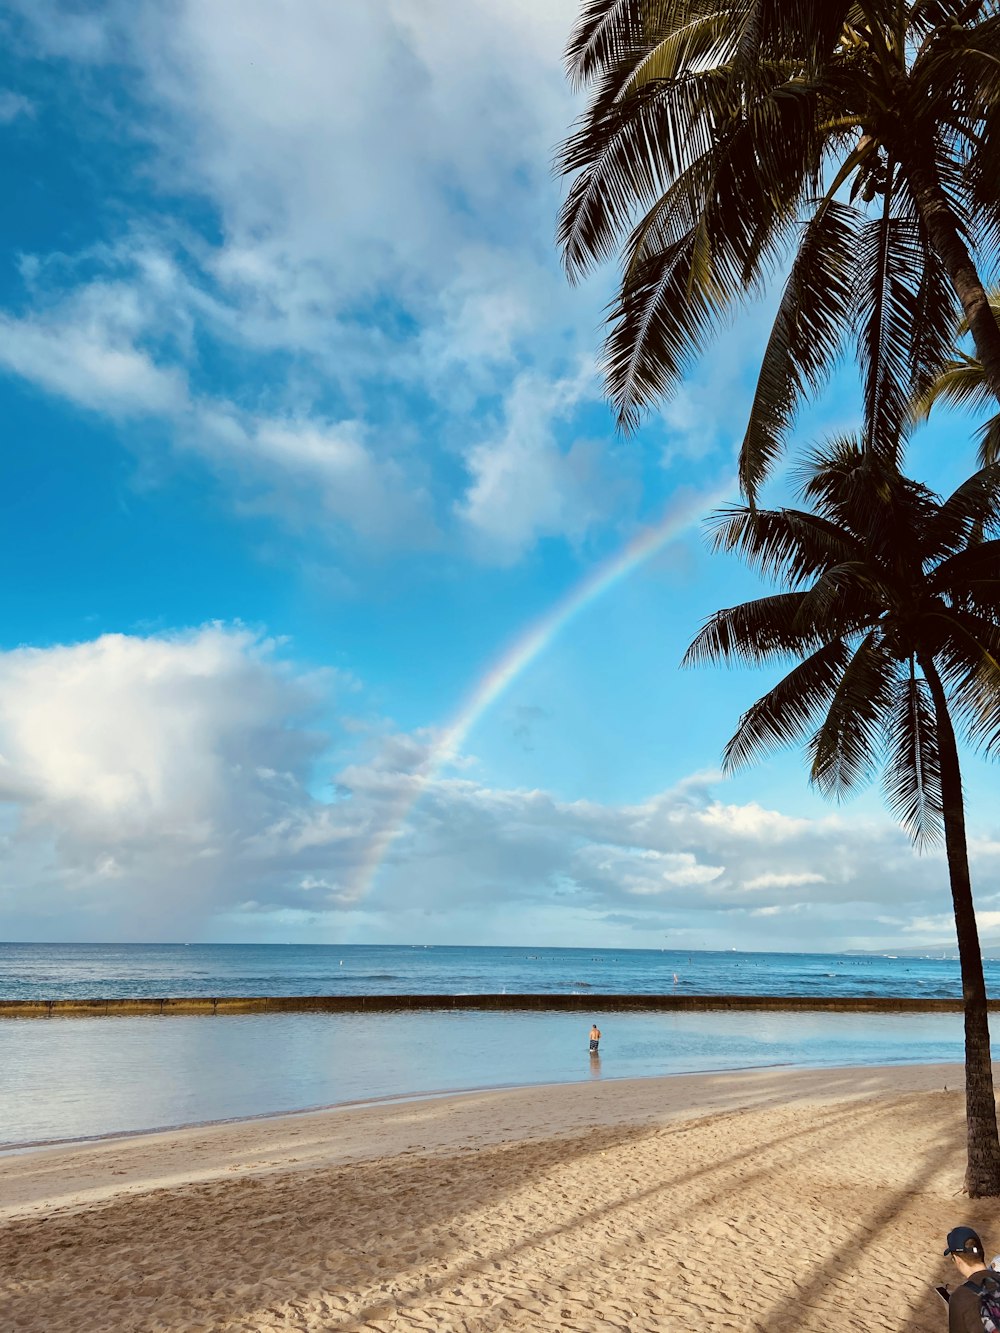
[623,11,740,97]
[797,436,893,535]
[741,0,853,58]
[807,630,897,798]
[964,98,1000,254]
[790,560,886,633]
[564,0,646,88]
[558,69,731,278]
[684,591,826,668]
[797,439,940,572]
[911,355,995,421]
[740,200,861,498]
[882,670,943,847]
[907,217,963,406]
[559,0,1000,456]
[927,469,1000,558]
[931,608,1000,754]
[907,0,992,37]
[722,637,854,771]
[976,412,1000,467]
[603,229,722,431]
[931,542,1000,595]
[705,504,863,585]
[855,209,953,458]
[915,11,1000,118]
[602,78,825,427]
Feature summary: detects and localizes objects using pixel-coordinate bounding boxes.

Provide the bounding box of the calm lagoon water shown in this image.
[0,1006,972,1148]
[1,943,987,1148]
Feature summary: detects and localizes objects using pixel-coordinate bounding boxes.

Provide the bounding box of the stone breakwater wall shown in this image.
[0,993,990,1017]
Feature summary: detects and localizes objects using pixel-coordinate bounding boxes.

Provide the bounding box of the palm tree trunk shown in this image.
[920,652,1000,1196]
[902,148,1000,404]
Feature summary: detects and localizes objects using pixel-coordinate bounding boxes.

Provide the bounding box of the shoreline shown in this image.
[0,1058,798,1156]
[0,1059,968,1212]
[0,1060,976,1330]
[0,990,989,1017]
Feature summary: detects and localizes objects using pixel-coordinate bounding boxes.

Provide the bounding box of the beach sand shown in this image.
[0,1061,985,1330]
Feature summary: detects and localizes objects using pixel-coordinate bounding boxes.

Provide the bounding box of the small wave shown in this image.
[571,980,592,988]
[361,973,399,981]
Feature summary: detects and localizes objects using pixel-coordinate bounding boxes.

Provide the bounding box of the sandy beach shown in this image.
[0,1062,985,1331]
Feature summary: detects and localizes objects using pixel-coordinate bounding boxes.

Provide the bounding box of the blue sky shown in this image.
[0,0,997,952]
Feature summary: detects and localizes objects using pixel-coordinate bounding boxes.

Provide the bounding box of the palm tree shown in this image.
[684,437,1000,1194]
[914,292,1000,466]
[558,0,1000,494]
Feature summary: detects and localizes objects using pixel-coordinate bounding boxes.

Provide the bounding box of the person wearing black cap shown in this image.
[943,1226,1000,1331]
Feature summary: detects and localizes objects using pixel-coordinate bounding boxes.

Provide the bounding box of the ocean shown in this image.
[0,942,988,1149]
[0,940,985,1001]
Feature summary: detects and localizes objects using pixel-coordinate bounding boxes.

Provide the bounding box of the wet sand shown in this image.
[0,1062,983,1330]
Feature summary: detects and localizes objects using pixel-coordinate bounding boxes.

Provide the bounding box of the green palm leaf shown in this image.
[882,671,943,848]
[722,637,854,771]
[558,70,733,278]
[807,630,897,798]
[559,0,1000,487]
[923,466,1000,558]
[564,0,647,89]
[705,504,862,584]
[740,201,861,497]
[932,608,1000,753]
[912,355,995,421]
[684,590,825,667]
[601,79,827,426]
[790,560,885,633]
[855,209,954,458]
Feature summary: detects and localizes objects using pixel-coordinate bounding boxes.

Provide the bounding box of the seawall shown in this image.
[0,993,990,1017]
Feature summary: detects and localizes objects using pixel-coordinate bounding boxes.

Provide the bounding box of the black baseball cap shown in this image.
[944,1226,984,1257]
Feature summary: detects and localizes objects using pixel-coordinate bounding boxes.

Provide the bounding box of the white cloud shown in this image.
[457,367,632,563]
[13,0,583,364]
[193,408,437,544]
[0,626,319,820]
[0,288,187,418]
[0,0,633,565]
[0,623,996,948]
[0,626,332,933]
[0,265,435,544]
[742,871,828,890]
[133,0,575,300]
[684,801,819,842]
[0,90,34,123]
[904,910,1000,940]
[574,846,726,896]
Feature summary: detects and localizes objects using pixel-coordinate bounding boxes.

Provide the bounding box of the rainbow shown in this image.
[347,471,735,901]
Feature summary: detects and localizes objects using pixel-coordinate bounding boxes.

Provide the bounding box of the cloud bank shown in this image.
[0,625,991,950]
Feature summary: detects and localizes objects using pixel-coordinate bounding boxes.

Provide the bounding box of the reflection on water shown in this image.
[0,1007,973,1148]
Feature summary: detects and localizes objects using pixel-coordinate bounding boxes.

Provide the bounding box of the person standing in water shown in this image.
[589,1023,601,1053]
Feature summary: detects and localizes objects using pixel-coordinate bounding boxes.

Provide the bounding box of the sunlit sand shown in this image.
[0,1062,981,1330]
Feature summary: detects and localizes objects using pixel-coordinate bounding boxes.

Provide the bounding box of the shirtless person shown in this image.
[589,1023,601,1054]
